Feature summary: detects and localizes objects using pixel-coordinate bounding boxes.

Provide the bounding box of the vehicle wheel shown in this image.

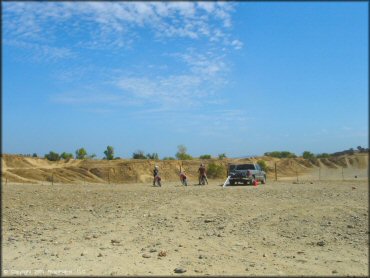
[230,180,235,185]
[261,175,266,184]
[243,180,248,185]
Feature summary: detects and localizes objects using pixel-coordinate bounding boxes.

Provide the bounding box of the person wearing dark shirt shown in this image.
[153,165,160,186]
[198,163,208,185]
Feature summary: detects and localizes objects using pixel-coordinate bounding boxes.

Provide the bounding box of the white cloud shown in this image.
[50,44,231,110]
[175,50,228,77]
[115,74,205,107]
[53,91,122,105]
[231,39,244,50]
[210,29,226,42]
[197,2,216,13]
[109,48,230,108]
[166,2,197,17]
[3,2,241,51]
[5,2,244,117]
[4,39,75,62]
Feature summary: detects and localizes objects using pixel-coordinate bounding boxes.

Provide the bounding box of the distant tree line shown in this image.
[14,153,38,157]
[132,145,227,161]
[330,146,369,156]
[132,150,159,160]
[39,144,228,161]
[43,146,114,161]
[264,151,297,158]
[264,146,369,160]
[175,145,227,160]
[25,145,370,162]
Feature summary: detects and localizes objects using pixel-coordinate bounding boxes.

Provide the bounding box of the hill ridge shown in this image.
[1,153,368,184]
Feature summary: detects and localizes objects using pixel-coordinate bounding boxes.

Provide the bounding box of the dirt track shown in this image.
[2,179,368,276]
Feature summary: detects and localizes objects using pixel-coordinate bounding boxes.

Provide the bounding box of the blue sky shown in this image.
[3,2,368,158]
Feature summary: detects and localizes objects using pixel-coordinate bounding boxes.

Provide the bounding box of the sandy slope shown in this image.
[2,180,368,276]
[1,153,368,184]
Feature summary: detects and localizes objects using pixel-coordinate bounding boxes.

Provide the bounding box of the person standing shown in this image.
[198,163,208,185]
[153,165,161,187]
[179,170,187,186]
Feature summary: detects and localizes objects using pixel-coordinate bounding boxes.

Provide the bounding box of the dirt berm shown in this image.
[1,153,367,184]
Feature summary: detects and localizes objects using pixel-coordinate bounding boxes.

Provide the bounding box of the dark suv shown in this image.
[228,163,266,185]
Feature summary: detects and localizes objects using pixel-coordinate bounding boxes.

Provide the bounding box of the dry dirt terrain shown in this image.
[2,153,368,184]
[2,179,368,276]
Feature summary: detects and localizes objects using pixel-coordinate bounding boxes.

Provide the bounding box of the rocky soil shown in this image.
[2,180,368,276]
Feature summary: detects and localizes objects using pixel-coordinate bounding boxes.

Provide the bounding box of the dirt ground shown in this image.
[2,179,368,276]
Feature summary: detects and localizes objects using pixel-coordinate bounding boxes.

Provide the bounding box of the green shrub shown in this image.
[104,146,114,160]
[146,153,159,160]
[207,162,226,178]
[32,153,38,158]
[132,150,147,159]
[60,152,73,160]
[257,160,268,172]
[357,146,367,153]
[175,145,193,160]
[302,151,318,164]
[45,151,60,161]
[218,153,227,159]
[316,153,331,158]
[75,148,87,159]
[264,151,296,158]
[176,153,193,160]
[302,151,315,159]
[199,154,211,159]
[163,157,176,160]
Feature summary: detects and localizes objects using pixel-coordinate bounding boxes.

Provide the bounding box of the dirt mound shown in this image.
[1,153,368,184]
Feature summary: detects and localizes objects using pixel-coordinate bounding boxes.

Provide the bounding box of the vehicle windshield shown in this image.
[235,164,255,170]
[229,165,236,171]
